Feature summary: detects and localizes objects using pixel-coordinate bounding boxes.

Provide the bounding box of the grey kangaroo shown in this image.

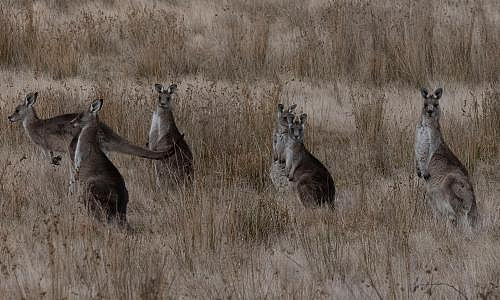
[285,113,335,208]
[414,87,478,227]
[148,83,193,188]
[270,103,297,192]
[70,99,128,224]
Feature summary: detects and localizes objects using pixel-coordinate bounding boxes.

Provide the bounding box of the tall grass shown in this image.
[0,0,498,83]
[0,0,499,299]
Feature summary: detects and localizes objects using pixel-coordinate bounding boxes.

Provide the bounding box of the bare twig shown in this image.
[415,283,468,300]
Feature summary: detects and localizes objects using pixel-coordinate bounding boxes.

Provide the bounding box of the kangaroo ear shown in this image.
[433,88,443,100]
[287,113,295,125]
[90,99,103,114]
[420,88,429,99]
[167,84,177,94]
[25,92,38,107]
[288,104,297,112]
[300,113,307,125]
[154,84,163,93]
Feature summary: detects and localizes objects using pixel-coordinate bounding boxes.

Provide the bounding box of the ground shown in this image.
[0,0,499,299]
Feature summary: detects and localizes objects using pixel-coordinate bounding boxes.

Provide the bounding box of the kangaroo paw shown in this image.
[51,156,62,165]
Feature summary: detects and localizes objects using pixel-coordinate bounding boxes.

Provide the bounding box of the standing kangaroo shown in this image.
[414,87,478,227]
[270,103,297,192]
[148,83,193,188]
[70,99,128,224]
[285,113,336,208]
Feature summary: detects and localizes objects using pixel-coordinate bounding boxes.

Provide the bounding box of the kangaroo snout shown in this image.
[426,106,435,116]
[7,115,14,122]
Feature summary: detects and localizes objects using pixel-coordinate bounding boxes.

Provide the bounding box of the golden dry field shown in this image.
[0,0,499,298]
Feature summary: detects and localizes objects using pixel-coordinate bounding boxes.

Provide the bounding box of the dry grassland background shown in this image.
[0,0,499,299]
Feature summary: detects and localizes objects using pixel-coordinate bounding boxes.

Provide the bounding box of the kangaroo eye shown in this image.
[15,109,19,113]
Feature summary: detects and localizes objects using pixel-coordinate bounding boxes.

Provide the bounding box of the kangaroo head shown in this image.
[70,99,103,128]
[420,87,443,121]
[154,83,177,110]
[277,103,297,128]
[287,112,307,142]
[8,92,38,122]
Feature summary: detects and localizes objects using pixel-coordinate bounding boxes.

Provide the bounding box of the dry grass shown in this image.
[0,0,499,299]
[0,0,499,83]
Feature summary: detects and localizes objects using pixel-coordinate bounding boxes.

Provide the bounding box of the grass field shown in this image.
[0,0,499,298]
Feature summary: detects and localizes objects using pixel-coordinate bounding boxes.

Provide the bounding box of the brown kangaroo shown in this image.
[285,113,335,208]
[70,99,128,225]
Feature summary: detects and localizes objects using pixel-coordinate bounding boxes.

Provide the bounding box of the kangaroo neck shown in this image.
[74,120,100,170]
[79,122,100,152]
[288,137,305,151]
[22,108,40,131]
[157,107,179,135]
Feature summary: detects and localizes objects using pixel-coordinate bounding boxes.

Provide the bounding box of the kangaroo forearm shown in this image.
[285,158,292,176]
[415,157,422,175]
[417,157,428,173]
[273,149,279,162]
[42,149,57,163]
[288,166,295,179]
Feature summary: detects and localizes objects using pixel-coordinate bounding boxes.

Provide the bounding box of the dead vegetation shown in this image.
[0,0,499,299]
[0,0,499,84]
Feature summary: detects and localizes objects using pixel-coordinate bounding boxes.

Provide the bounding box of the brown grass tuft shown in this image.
[0,0,499,298]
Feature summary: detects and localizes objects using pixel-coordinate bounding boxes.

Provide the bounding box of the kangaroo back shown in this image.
[294,150,336,208]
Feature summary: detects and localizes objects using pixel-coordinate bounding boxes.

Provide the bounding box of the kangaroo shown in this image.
[7,92,173,164]
[285,113,335,208]
[148,83,193,188]
[7,92,68,165]
[70,99,128,224]
[270,103,297,192]
[414,87,478,227]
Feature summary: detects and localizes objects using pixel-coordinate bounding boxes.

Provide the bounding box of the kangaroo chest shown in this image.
[149,112,174,148]
[415,122,442,168]
[286,141,304,163]
[25,126,45,148]
[23,120,45,148]
[74,137,87,169]
[75,128,98,171]
[415,125,431,163]
[148,112,159,147]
